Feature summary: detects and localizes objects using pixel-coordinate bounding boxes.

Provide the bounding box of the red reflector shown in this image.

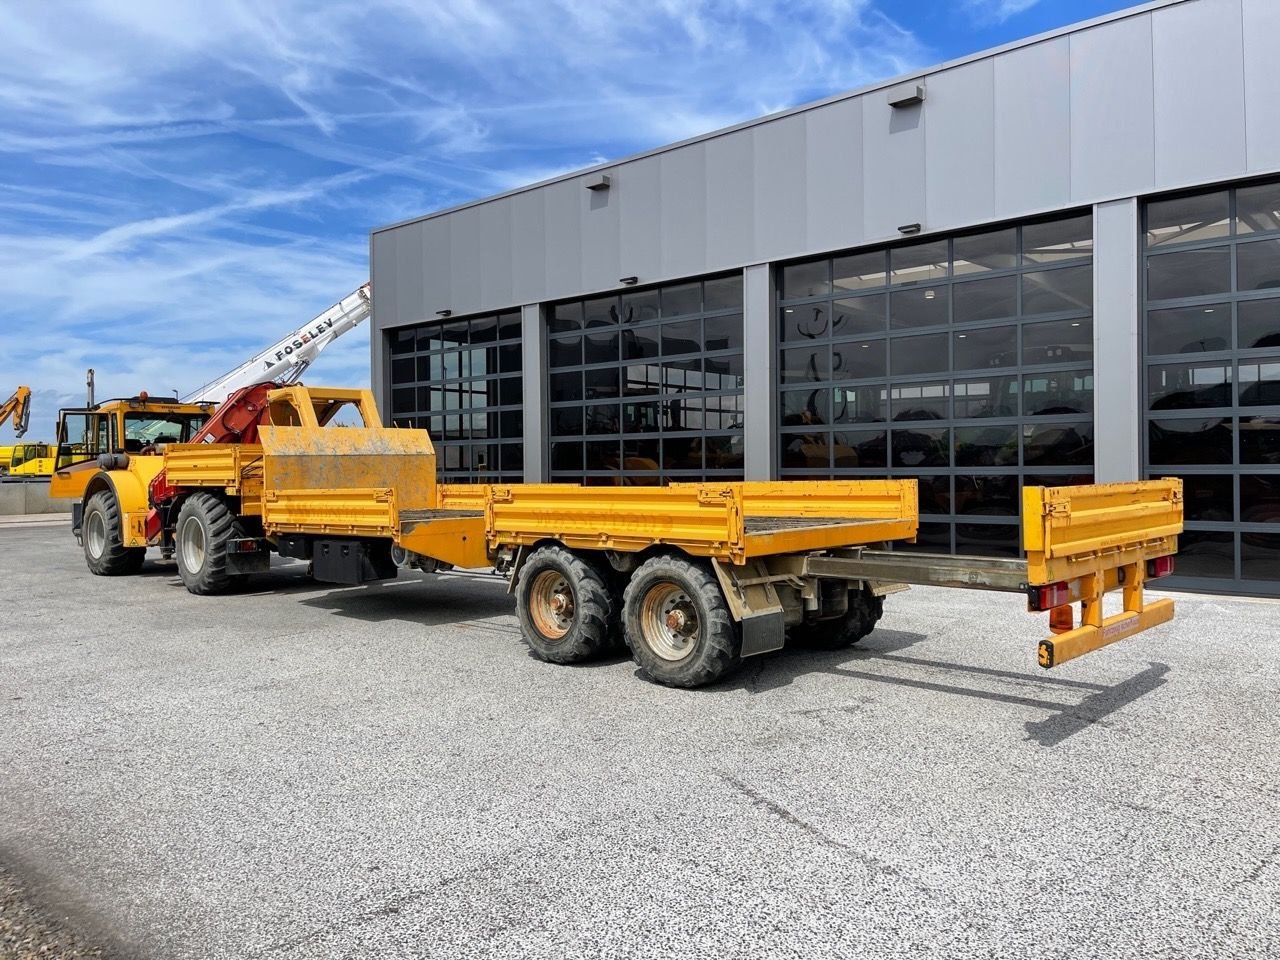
[1146,555,1175,579]
[234,540,259,553]
[1032,581,1072,611]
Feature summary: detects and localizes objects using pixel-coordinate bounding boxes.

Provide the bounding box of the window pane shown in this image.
[953,275,1017,323]
[1238,298,1280,350]
[1237,358,1280,406]
[1241,475,1280,523]
[781,388,830,425]
[831,340,886,381]
[391,356,414,384]
[1023,318,1093,365]
[1242,533,1280,581]
[833,384,887,423]
[781,303,829,341]
[1147,417,1233,465]
[1175,474,1235,522]
[955,522,1020,558]
[890,333,948,376]
[781,261,828,299]
[954,326,1016,371]
[390,328,415,355]
[1237,182,1280,236]
[955,475,1018,515]
[548,335,582,368]
[781,431,831,470]
[1023,371,1092,416]
[834,251,888,291]
[584,331,619,364]
[498,311,521,340]
[1237,238,1280,293]
[1023,265,1093,314]
[892,427,949,467]
[832,295,887,337]
[498,343,522,374]
[620,289,660,324]
[954,228,1016,275]
[898,521,951,553]
[1147,248,1231,301]
[622,325,659,360]
[584,404,619,435]
[1241,416,1280,464]
[550,302,583,333]
[891,240,949,285]
[1148,361,1232,410]
[585,440,619,470]
[555,407,586,435]
[891,382,949,421]
[955,425,1018,466]
[833,430,888,469]
[703,275,743,311]
[471,315,497,343]
[662,320,700,356]
[703,354,743,382]
[443,320,468,347]
[956,376,1018,418]
[1176,530,1235,579]
[550,372,582,403]
[890,287,948,330]
[1148,303,1231,355]
[584,295,619,328]
[704,314,744,352]
[1023,421,1092,466]
[915,475,951,515]
[1023,214,1093,264]
[782,346,828,384]
[1146,191,1230,247]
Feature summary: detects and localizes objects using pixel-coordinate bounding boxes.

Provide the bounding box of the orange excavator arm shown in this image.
[0,386,31,439]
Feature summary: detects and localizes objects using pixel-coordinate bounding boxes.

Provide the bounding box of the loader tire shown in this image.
[175,493,244,596]
[792,588,884,650]
[82,490,145,576]
[516,545,616,664]
[623,554,741,688]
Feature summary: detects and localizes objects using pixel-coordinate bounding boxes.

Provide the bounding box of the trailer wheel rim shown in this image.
[178,515,206,574]
[85,509,106,560]
[529,570,574,640]
[638,581,699,662]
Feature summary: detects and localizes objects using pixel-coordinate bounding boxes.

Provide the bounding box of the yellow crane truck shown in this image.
[63,384,1183,688]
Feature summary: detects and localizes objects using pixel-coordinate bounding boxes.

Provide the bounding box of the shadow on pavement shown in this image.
[296,574,515,628]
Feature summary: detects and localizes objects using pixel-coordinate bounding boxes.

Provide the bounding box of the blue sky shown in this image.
[0,0,1138,442]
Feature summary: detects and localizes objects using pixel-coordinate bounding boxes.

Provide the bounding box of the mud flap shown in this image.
[711,558,786,658]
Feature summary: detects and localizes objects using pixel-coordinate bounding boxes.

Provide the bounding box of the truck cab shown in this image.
[50,396,214,553]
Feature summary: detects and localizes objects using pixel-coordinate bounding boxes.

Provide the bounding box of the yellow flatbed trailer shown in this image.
[115,386,1183,688]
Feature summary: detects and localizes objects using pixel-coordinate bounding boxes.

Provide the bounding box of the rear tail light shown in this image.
[1146,555,1175,579]
[1028,580,1072,611]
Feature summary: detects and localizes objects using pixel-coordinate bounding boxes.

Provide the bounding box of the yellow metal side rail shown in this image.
[1024,478,1182,668]
[482,480,919,563]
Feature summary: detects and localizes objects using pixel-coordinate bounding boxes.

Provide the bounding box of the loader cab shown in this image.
[50,397,213,500]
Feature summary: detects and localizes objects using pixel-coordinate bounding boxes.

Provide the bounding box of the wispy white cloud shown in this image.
[961,0,1041,25]
[0,0,930,440]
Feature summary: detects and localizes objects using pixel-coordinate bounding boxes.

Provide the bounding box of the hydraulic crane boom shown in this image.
[182,283,371,405]
[0,386,31,439]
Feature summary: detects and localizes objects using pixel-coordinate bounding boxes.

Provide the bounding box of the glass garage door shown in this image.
[387,310,525,484]
[777,213,1095,556]
[1143,181,1280,595]
[546,274,745,485]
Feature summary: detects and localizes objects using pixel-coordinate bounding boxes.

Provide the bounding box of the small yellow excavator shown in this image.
[0,386,55,477]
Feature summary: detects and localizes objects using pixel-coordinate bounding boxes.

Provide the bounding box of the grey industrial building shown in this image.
[369,0,1280,596]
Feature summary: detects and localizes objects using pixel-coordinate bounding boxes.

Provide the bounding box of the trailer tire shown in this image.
[82,490,145,576]
[623,555,740,688]
[175,493,244,596]
[516,545,616,664]
[793,588,884,650]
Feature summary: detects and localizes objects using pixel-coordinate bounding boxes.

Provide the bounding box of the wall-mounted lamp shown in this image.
[887,83,926,108]
[923,289,936,300]
[586,174,612,192]
[619,276,639,286]
[898,223,922,235]
[436,309,452,317]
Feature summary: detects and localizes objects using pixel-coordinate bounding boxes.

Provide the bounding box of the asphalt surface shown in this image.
[1,522,1278,959]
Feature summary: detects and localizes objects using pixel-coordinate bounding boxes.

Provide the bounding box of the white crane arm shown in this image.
[183,283,371,404]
